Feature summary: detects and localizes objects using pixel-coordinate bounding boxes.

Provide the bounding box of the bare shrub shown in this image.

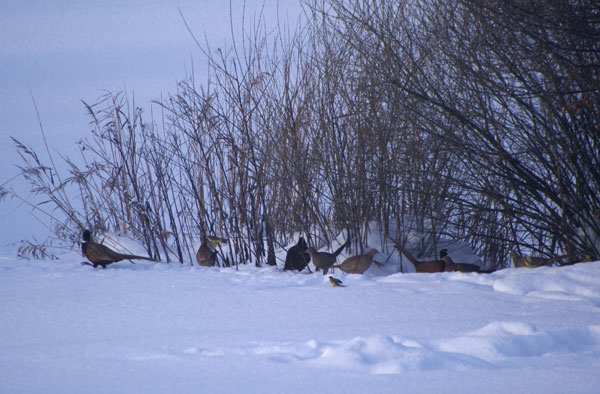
[13,0,599,268]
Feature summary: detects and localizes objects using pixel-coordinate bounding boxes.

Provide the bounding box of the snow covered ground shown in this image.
[1,242,599,394]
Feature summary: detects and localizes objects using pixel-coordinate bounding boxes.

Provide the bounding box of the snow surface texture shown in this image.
[1,242,599,394]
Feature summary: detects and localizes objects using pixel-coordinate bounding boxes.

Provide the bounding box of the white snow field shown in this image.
[1,240,599,394]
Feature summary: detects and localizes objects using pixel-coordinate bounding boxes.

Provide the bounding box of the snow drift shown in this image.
[1,240,599,393]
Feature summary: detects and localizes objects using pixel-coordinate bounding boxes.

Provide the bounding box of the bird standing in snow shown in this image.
[329,276,345,287]
[284,236,311,272]
[305,239,349,275]
[196,235,224,266]
[333,248,380,274]
[81,229,154,268]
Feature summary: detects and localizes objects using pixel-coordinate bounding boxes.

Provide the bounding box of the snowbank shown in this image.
[1,248,599,393]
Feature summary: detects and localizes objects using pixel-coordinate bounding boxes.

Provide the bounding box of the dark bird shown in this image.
[329,276,345,287]
[333,248,380,274]
[439,249,480,273]
[305,238,349,275]
[81,229,154,268]
[284,237,311,272]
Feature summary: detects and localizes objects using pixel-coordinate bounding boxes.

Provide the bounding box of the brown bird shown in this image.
[284,237,311,272]
[388,237,445,273]
[439,249,480,273]
[509,251,565,268]
[196,235,227,267]
[81,229,154,268]
[333,248,380,274]
[305,239,349,275]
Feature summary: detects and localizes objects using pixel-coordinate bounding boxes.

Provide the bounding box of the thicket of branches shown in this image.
[321,0,600,264]
[14,0,600,268]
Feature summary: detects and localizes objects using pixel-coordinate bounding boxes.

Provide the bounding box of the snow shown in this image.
[1,240,599,393]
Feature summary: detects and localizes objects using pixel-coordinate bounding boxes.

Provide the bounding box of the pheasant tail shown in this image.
[332,239,350,258]
[117,253,154,261]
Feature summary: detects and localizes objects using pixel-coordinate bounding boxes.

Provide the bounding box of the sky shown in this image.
[0,0,303,246]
